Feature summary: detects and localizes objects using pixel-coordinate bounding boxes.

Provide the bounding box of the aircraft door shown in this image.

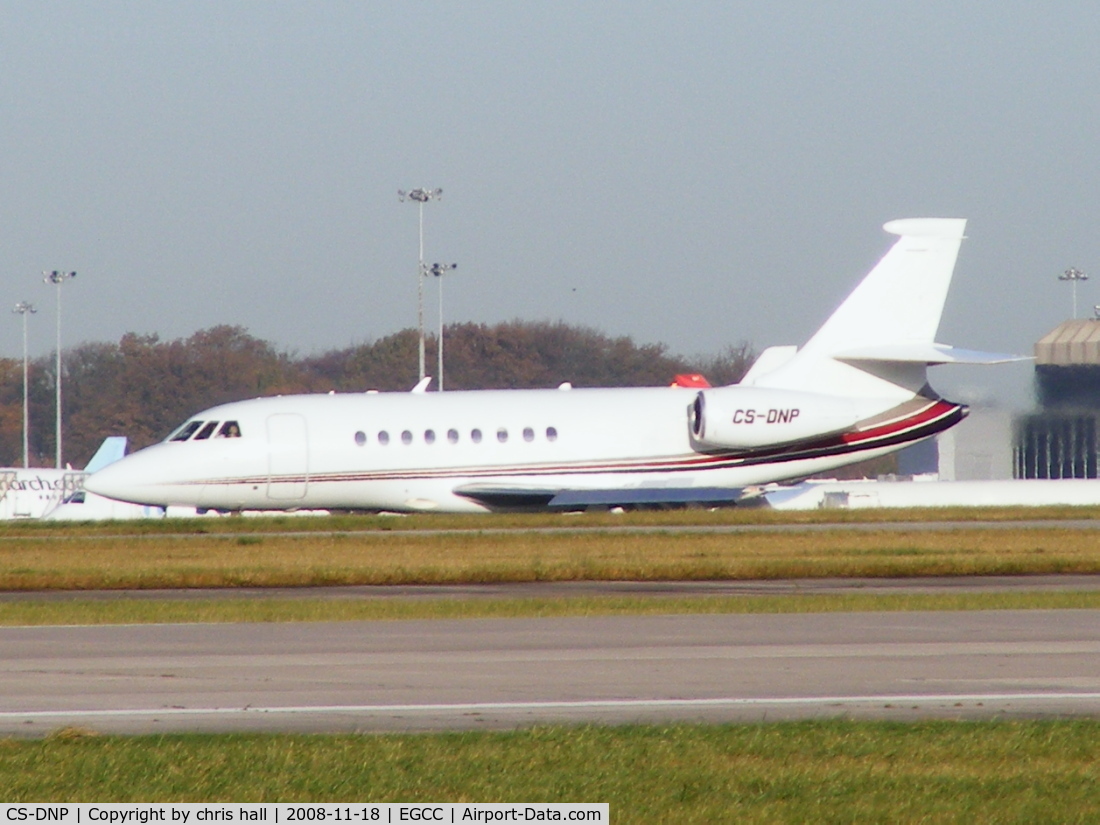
[266,413,309,500]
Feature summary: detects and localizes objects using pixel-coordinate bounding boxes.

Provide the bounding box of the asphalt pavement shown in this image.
[2,609,1098,734]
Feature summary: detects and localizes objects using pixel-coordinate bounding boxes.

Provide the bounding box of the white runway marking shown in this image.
[6,692,1100,720]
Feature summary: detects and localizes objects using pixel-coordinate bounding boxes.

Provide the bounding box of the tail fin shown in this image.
[753,218,968,400]
[84,437,128,474]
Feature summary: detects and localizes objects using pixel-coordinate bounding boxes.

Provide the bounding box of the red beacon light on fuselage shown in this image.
[672,374,712,389]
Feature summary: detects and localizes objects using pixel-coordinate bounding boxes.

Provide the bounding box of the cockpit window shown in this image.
[193,421,219,440]
[170,421,203,442]
[217,421,242,438]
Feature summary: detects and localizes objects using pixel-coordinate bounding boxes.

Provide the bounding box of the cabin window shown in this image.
[354,431,367,446]
[546,426,558,442]
[401,430,413,445]
[170,421,203,442]
[447,429,459,444]
[217,421,242,438]
[523,427,534,442]
[194,421,219,440]
[471,428,482,444]
[378,430,390,445]
[424,429,436,444]
[497,428,508,443]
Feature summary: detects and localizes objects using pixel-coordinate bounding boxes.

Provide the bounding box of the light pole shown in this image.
[398,187,442,382]
[43,271,75,468]
[429,262,457,391]
[12,302,36,468]
[1060,267,1089,319]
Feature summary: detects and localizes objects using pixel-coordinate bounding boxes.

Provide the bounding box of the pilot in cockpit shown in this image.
[217,421,241,438]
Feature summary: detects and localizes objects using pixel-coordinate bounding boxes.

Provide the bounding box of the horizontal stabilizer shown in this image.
[835,343,1030,365]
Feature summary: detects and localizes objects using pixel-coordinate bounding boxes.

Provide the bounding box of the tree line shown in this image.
[4,322,754,468]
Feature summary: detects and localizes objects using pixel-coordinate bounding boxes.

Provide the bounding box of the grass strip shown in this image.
[0,504,1098,538]
[2,590,1100,625]
[1,721,1099,821]
[2,526,1100,589]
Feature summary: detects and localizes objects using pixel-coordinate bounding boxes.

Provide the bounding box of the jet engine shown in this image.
[689,387,860,450]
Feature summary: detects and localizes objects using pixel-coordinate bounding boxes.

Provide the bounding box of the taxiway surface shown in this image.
[2,574,1100,602]
[2,610,1099,735]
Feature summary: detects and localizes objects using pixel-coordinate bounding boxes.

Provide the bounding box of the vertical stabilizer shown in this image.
[84,436,128,473]
[753,218,967,400]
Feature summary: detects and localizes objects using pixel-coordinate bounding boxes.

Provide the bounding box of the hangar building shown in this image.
[1014,319,1100,479]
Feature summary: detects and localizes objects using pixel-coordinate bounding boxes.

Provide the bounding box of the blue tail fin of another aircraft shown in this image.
[84,437,128,474]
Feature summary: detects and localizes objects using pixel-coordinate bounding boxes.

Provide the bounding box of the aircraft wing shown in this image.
[454,484,745,509]
[549,487,744,507]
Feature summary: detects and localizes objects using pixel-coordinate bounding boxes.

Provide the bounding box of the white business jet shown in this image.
[87,219,1021,513]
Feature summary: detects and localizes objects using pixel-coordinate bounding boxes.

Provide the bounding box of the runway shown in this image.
[2,609,1099,735]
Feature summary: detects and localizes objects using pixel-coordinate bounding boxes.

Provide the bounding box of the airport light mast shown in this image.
[429,262,457,391]
[1060,267,1089,319]
[398,187,443,383]
[12,301,36,468]
[43,270,75,469]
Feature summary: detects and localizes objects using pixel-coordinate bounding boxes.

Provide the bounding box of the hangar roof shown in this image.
[1035,319,1100,366]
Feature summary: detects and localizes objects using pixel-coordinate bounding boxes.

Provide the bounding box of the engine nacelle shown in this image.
[689,387,860,450]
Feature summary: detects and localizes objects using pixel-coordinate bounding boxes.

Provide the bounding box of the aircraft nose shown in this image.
[85,453,159,505]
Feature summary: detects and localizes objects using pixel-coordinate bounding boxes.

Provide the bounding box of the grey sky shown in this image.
[1,2,1096,406]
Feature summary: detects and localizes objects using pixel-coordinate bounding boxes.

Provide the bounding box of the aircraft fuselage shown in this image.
[86,386,963,512]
